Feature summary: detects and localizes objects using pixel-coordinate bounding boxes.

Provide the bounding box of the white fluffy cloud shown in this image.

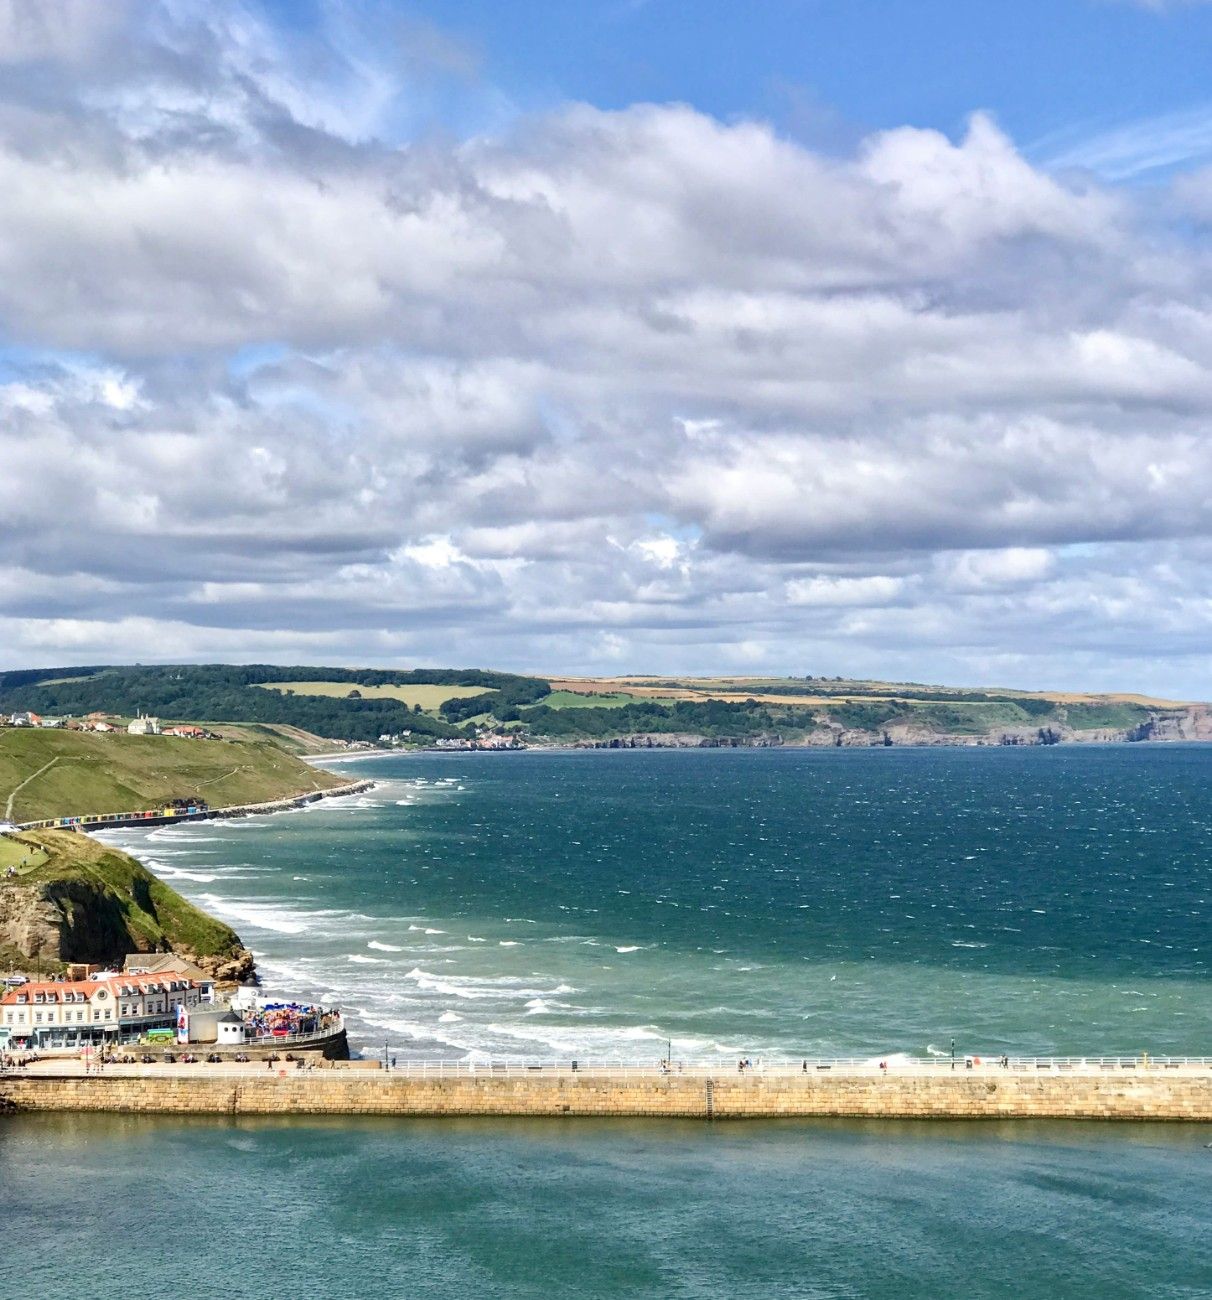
[3,1,1212,694]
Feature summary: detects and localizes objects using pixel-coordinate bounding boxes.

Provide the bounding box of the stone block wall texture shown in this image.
[2,1071,1210,1121]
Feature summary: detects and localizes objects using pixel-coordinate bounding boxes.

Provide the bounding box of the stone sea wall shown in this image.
[2,1070,1210,1121]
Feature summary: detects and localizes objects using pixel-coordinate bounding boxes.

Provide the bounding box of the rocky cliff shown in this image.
[0,829,253,984]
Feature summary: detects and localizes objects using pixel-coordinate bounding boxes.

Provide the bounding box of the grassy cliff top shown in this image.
[1,828,246,969]
[0,727,343,824]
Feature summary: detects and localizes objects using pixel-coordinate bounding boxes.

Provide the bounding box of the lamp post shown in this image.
[951,1038,955,1072]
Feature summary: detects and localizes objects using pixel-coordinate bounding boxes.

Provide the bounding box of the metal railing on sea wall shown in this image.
[375,1054,1212,1078]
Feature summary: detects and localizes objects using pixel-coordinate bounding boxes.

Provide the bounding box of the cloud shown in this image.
[0,0,125,66]
[1107,0,1212,9]
[1037,103,1212,180]
[2,2,1212,695]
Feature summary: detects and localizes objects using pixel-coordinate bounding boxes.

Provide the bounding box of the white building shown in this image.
[0,972,210,1051]
[127,714,161,736]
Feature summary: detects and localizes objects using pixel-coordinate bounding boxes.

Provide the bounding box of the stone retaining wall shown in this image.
[2,1070,1210,1121]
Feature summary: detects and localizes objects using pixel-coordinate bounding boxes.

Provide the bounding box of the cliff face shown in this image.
[0,830,254,985]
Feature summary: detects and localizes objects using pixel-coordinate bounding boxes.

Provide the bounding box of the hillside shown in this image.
[0,663,545,744]
[514,675,1211,747]
[1,663,1209,749]
[0,728,344,824]
[0,828,253,981]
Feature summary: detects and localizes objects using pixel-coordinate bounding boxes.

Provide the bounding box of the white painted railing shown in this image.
[5,1054,1212,1081]
[243,1017,344,1048]
[378,1055,1212,1077]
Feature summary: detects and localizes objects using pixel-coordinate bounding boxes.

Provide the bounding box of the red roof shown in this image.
[1,972,197,1005]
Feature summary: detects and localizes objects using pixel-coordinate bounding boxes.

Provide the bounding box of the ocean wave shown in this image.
[195,895,312,935]
[368,940,403,953]
[147,830,224,843]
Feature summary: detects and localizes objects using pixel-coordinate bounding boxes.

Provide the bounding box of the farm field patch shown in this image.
[257,681,492,710]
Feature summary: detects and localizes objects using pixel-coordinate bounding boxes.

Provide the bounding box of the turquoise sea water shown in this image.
[8,746,1209,1296]
[102,746,1210,1060]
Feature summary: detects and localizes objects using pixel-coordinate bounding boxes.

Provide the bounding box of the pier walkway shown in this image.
[3,1056,1210,1121]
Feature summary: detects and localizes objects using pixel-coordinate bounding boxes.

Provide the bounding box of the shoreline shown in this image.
[309,736,1212,761]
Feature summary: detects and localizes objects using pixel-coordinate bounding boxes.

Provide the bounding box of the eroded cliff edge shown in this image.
[0,829,254,984]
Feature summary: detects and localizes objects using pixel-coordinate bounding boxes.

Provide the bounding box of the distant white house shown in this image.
[127,714,161,735]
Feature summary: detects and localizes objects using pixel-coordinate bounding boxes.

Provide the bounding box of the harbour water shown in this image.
[3,1113,1210,1297]
[13,745,1209,1296]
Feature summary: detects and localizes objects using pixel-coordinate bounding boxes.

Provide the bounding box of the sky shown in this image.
[4,0,1212,694]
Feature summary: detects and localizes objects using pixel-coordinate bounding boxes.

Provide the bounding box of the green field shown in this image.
[0,835,47,873]
[540,690,669,709]
[0,728,343,823]
[1062,702,1149,731]
[257,681,491,710]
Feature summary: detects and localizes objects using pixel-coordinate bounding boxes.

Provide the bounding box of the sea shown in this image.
[4,745,1210,1297]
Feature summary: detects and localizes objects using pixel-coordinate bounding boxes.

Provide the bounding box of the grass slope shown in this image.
[0,728,342,823]
[0,829,245,970]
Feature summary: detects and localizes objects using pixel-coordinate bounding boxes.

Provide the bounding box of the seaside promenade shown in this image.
[14,777,376,833]
[3,1056,1210,1121]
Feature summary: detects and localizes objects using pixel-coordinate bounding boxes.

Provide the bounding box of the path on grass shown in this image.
[4,757,59,822]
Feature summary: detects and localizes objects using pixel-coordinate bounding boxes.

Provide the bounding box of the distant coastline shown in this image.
[6,663,1209,757]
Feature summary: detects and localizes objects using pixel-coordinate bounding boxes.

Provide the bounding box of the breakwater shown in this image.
[3,1063,1210,1121]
